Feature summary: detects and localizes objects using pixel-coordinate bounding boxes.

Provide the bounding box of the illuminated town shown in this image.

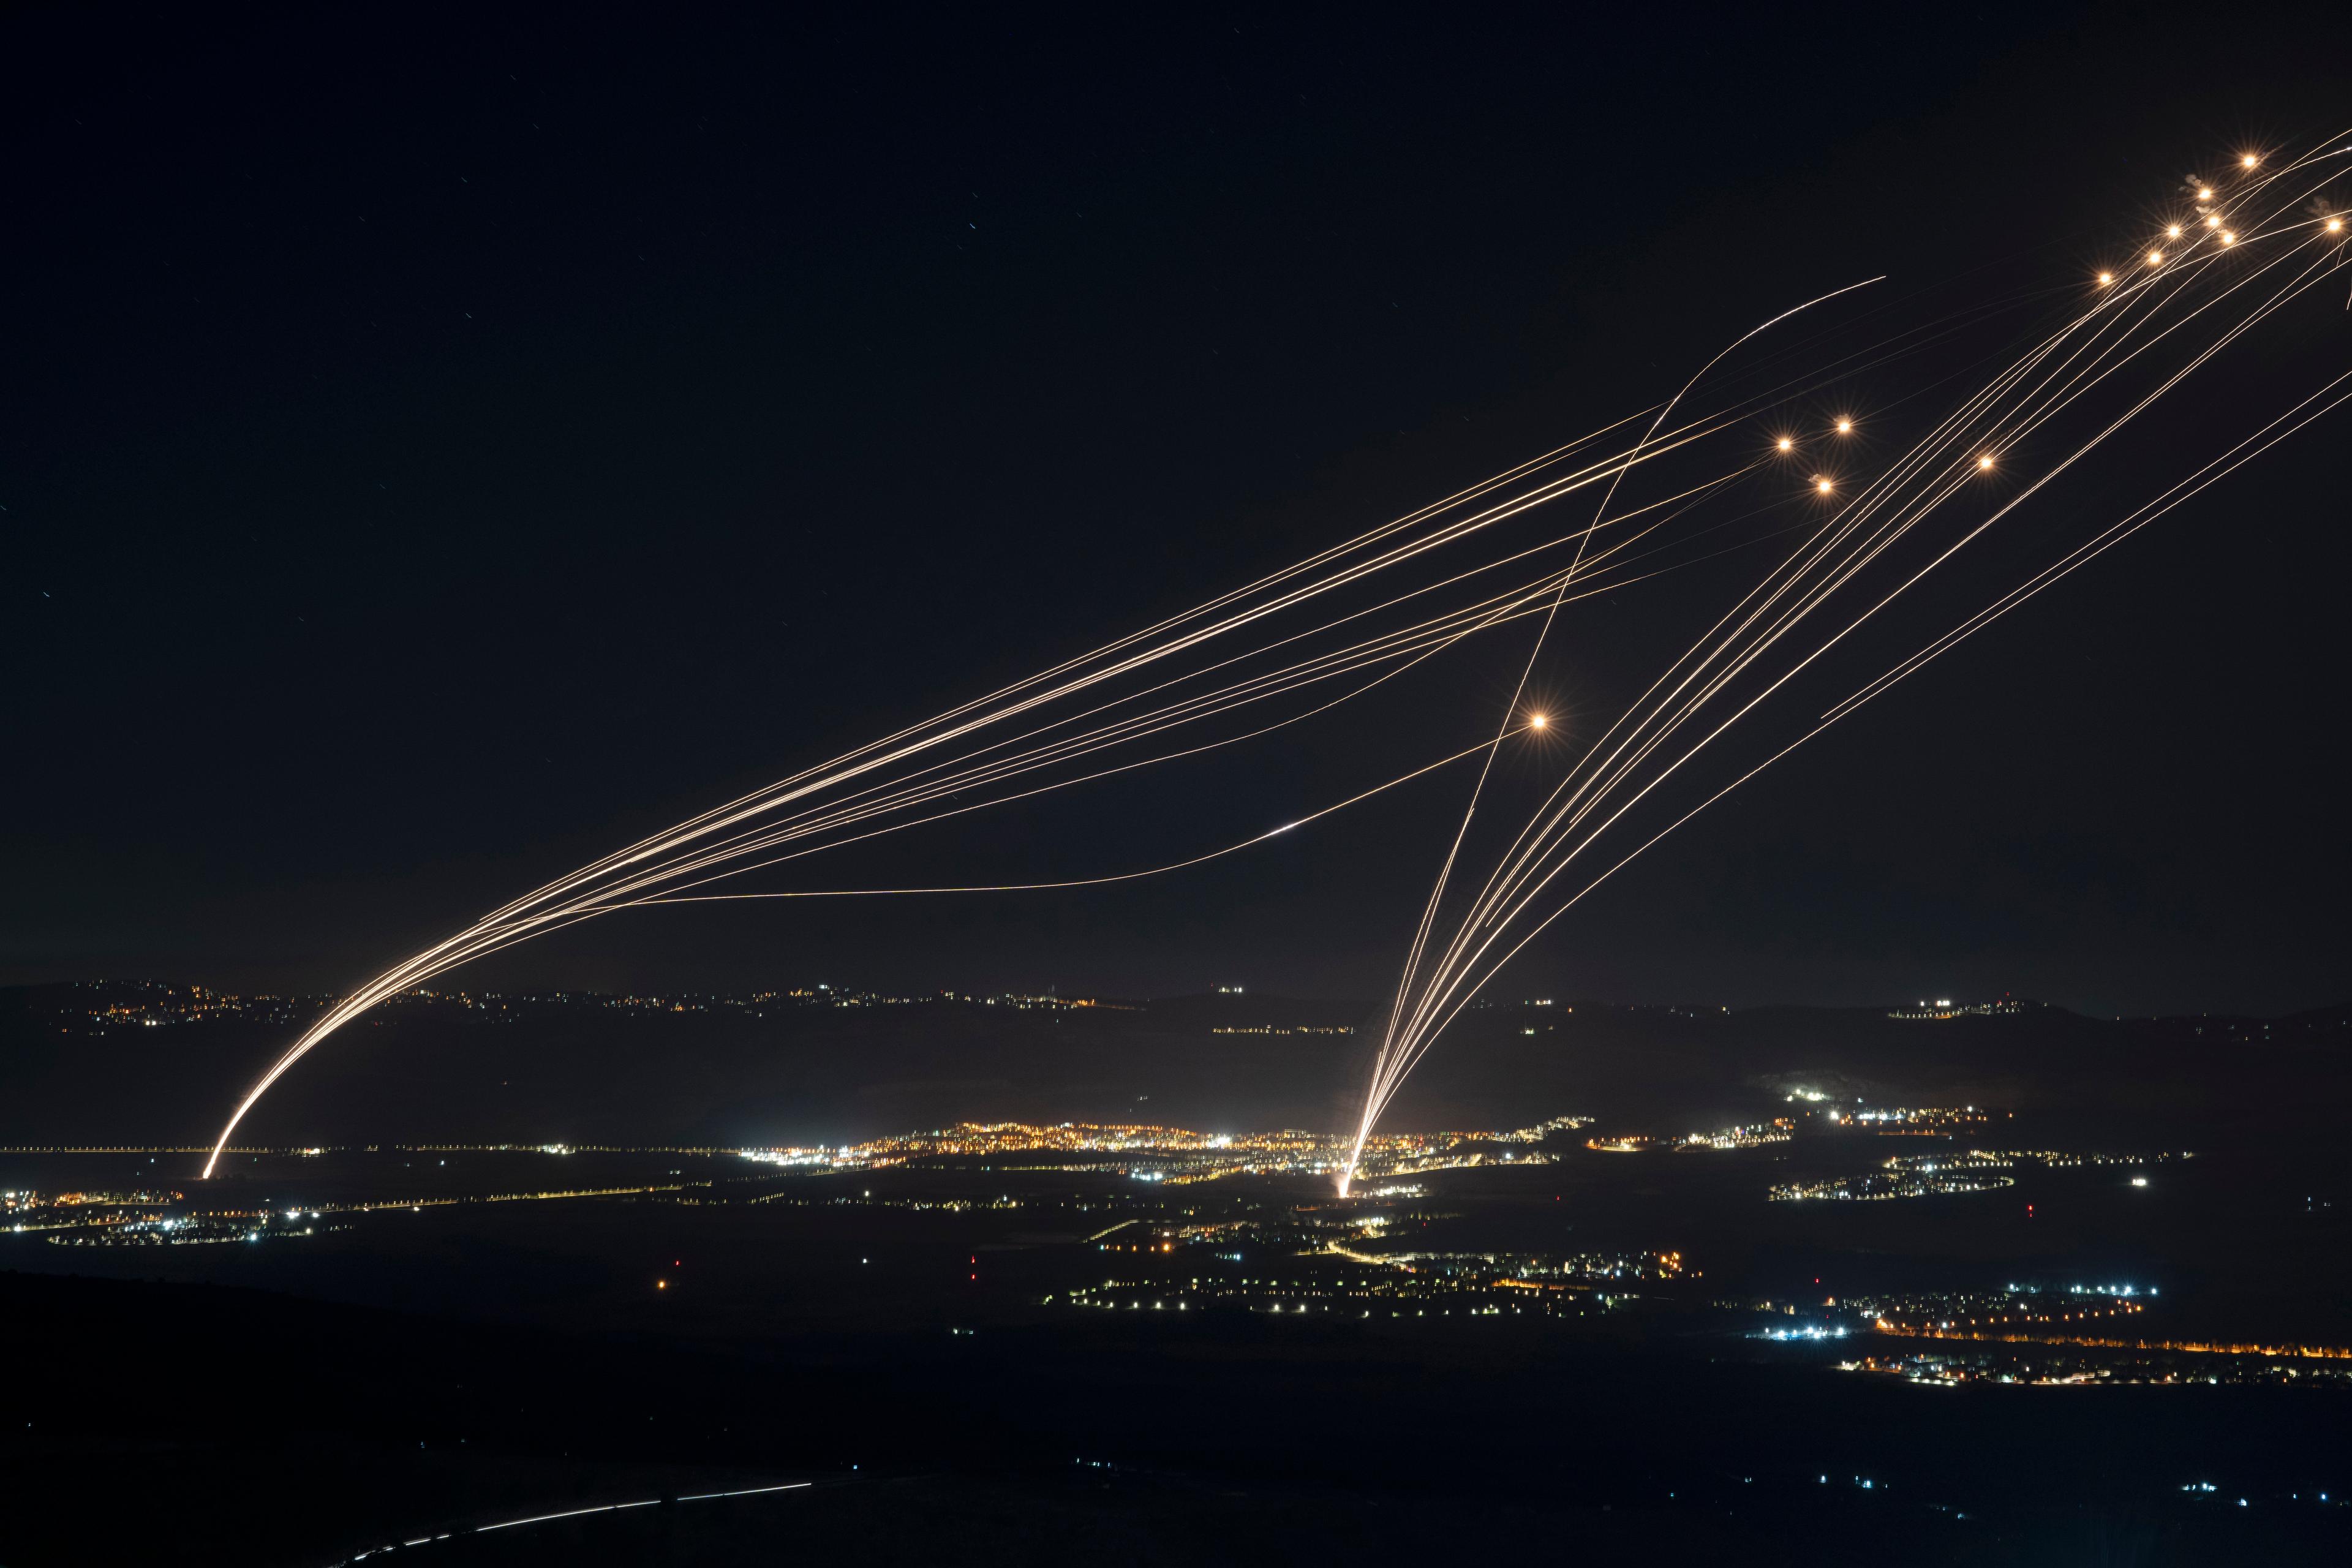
[741,1115,1591,1186]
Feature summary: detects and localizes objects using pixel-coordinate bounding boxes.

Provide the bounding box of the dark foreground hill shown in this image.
[10,1263,2352,1568]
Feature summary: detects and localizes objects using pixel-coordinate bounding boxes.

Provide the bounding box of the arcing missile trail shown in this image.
[637,728,1530,905]
[203,132,2349,1180]
[1377,274,1888,1095]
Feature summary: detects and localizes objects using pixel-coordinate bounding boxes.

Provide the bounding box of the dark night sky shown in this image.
[6,4,2346,1016]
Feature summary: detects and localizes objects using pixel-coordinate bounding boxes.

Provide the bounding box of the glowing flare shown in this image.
[1776,437,1793,451]
[1814,477,1833,493]
[1977,454,1995,470]
[2097,272,2113,285]
[1834,419,1853,434]
[2166,225,2182,239]
[1528,713,1548,730]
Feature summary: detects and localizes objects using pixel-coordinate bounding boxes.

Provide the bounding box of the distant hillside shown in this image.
[2,982,2345,1152]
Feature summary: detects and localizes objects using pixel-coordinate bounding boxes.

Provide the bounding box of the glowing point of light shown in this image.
[2240,154,2258,168]
[1814,477,1833,493]
[1528,713,1548,729]
[2096,272,2113,285]
[2147,251,2163,265]
[1834,419,1853,434]
[2166,225,2182,239]
[1776,437,1793,451]
[1977,454,1994,470]
[2197,187,2213,200]
[2331,218,2345,233]
[2220,232,2236,245]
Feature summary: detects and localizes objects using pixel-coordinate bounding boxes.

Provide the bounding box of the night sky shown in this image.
[8,5,2346,1016]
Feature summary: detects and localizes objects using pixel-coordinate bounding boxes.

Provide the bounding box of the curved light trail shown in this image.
[328,1480,814,1565]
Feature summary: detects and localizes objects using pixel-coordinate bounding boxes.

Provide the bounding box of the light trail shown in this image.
[329,1480,814,1564]
[201,130,2349,1182]
[639,728,1532,904]
[1378,277,1886,1112]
